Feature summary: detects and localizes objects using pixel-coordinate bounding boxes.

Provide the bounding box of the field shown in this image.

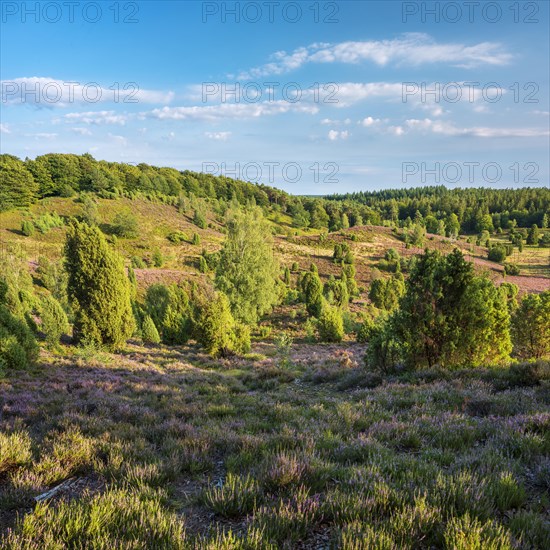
[1,342,549,548]
[1,197,548,298]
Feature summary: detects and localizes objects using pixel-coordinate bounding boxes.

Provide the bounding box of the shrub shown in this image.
[21,220,35,237]
[300,270,324,318]
[40,294,69,347]
[202,474,262,518]
[318,305,344,342]
[112,211,139,238]
[443,513,513,550]
[145,284,192,345]
[167,231,187,243]
[488,246,507,262]
[33,213,64,234]
[196,293,240,357]
[0,431,32,475]
[0,303,38,370]
[512,290,550,359]
[504,263,520,276]
[193,210,207,229]
[192,232,201,245]
[65,221,135,350]
[364,317,401,373]
[141,315,161,344]
[152,248,164,268]
[131,256,146,269]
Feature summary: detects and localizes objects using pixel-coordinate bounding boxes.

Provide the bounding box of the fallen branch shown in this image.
[34,477,77,503]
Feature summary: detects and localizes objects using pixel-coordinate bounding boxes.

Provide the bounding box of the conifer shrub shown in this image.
[21,220,35,237]
[65,220,135,350]
[141,315,161,344]
[317,305,344,342]
[40,294,69,347]
[0,304,38,370]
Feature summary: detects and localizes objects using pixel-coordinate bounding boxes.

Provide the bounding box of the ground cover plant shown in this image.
[0,341,549,548]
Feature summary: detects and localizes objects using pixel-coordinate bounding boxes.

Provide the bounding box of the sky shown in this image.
[1,0,549,195]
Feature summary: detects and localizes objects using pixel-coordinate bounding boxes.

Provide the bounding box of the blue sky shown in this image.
[1,0,549,194]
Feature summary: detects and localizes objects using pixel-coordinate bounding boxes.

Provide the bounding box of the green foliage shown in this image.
[323,275,349,308]
[512,290,550,359]
[33,212,64,234]
[368,274,405,311]
[144,284,192,345]
[0,431,32,475]
[80,193,100,226]
[195,293,249,357]
[202,474,262,518]
[317,305,344,342]
[192,232,201,245]
[65,220,134,350]
[167,231,188,243]
[300,270,324,318]
[443,513,512,550]
[504,263,520,276]
[488,246,507,262]
[193,209,207,229]
[527,224,540,245]
[40,294,69,347]
[283,267,291,287]
[152,248,164,268]
[112,210,139,238]
[141,315,161,345]
[0,303,38,370]
[131,256,146,268]
[215,208,279,325]
[342,263,359,300]
[2,488,187,549]
[21,220,35,237]
[388,249,511,369]
[0,154,38,211]
[364,316,402,373]
[198,256,209,274]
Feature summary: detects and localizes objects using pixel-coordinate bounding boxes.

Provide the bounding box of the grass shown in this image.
[0,341,549,548]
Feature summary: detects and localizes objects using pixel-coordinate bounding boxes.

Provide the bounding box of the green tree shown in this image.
[393,249,511,369]
[195,293,249,357]
[527,224,540,245]
[0,154,38,212]
[283,267,291,287]
[290,201,310,229]
[215,208,279,324]
[40,294,69,347]
[512,291,550,359]
[141,315,161,344]
[65,221,134,349]
[446,213,460,238]
[21,220,35,237]
[318,305,344,342]
[144,284,192,345]
[300,270,324,317]
[369,274,405,311]
[112,211,139,238]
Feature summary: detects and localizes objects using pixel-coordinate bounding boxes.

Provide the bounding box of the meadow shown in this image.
[1,341,549,548]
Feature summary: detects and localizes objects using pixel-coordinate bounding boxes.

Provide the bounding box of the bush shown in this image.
[65,221,135,350]
[193,210,207,229]
[21,220,35,237]
[33,212,64,234]
[141,315,161,344]
[0,304,38,370]
[167,231,187,243]
[152,248,164,268]
[488,246,507,262]
[40,294,69,347]
[192,233,201,245]
[195,293,246,357]
[364,318,402,373]
[145,284,192,345]
[131,256,146,269]
[504,263,520,276]
[112,211,139,238]
[317,305,344,342]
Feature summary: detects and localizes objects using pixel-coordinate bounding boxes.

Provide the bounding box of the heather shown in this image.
[0,343,548,548]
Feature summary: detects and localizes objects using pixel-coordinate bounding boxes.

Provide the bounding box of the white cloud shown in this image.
[0,123,10,134]
[238,33,512,79]
[361,116,382,127]
[107,133,127,146]
[1,77,174,107]
[63,110,128,125]
[70,127,92,135]
[205,131,231,141]
[328,129,349,141]
[404,118,549,137]
[148,100,319,121]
